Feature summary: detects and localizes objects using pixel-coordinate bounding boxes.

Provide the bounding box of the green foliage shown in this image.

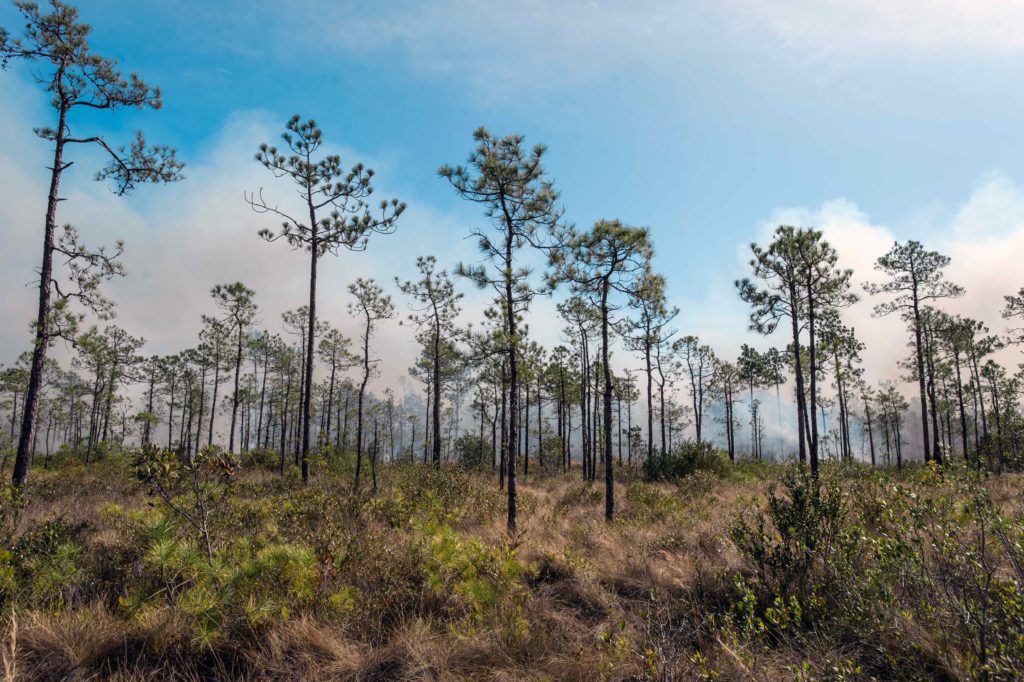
[239,447,279,470]
[4,519,88,610]
[870,467,1024,678]
[369,463,502,530]
[622,482,689,525]
[724,462,1024,679]
[642,440,730,482]
[451,434,491,468]
[0,484,27,549]
[423,522,525,628]
[133,444,238,561]
[3,452,1024,679]
[125,512,322,644]
[730,466,846,604]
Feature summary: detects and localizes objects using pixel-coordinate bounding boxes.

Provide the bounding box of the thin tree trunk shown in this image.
[229,326,243,453]
[601,281,614,521]
[14,101,68,487]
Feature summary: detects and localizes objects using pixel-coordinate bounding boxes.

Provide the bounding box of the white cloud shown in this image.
[951,171,1024,238]
[730,0,1024,57]
[736,173,1024,393]
[270,0,1024,97]
[0,71,481,430]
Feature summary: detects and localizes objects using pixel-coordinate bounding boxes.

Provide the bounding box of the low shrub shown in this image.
[643,440,730,482]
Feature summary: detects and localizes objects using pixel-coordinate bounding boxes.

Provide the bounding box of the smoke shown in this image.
[2,62,1023,457]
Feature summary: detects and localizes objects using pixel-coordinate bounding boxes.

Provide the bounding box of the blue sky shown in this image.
[8,1,1024,245]
[3,0,1024,400]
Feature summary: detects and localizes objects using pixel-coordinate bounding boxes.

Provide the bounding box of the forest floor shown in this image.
[1,453,1023,680]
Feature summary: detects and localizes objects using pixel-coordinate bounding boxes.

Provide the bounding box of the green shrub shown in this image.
[623,481,687,524]
[452,434,491,468]
[127,512,324,644]
[423,522,526,631]
[643,440,730,482]
[874,468,1024,679]
[133,443,238,562]
[729,466,846,605]
[6,519,89,610]
[239,447,279,470]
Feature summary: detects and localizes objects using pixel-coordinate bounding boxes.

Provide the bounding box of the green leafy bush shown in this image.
[5,519,88,610]
[125,512,324,644]
[730,466,846,605]
[643,440,730,482]
[133,444,237,561]
[452,434,491,468]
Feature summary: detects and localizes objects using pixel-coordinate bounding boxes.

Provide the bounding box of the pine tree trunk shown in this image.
[14,102,68,487]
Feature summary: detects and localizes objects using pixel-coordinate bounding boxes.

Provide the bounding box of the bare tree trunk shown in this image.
[229,327,243,453]
[911,286,932,462]
[354,317,370,491]
[300,226,318,483]
[208,347,221,447]
[787,278,807,465]
[506,274,518,532]
[14,102,68,487]
[432,325,442,465]
[864,396,876,466]
[601,281,614,521]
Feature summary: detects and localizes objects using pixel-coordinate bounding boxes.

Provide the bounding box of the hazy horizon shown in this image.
[2,0,1023,459]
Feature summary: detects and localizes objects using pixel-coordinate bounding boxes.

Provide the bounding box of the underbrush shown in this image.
[0,453,1021,680]
[642,439,731,482]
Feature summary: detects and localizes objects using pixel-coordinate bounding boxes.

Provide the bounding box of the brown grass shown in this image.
[5,459,1020,680]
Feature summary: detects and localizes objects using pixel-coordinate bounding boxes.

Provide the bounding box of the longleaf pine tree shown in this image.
[549,220,651,521]
[210,283,258,454]
[2,0,184,486]
[348,278,395,492]
[440,127,565,533]
[738,226,855,475]
[866,240,963,463]
[397,256,464,466]
[248,116,404,483]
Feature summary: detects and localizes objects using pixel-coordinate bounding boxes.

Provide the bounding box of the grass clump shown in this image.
[0,453,1023,679]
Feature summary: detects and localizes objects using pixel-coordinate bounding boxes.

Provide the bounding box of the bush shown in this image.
[875,468,1024,678]
[642,440,729,482]
[452,434,491,468]
[723,462,1024,679]
[124,513,324,645]
[133,444,238,562]
[7,450,1024,680]
[423,523,525,629]
[239,447,279,470]
[3,519,89,611]
[729,466,846,605]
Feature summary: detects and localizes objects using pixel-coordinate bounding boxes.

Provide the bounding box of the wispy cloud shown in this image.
[729,0,1024,57]
[265,0,1024,97]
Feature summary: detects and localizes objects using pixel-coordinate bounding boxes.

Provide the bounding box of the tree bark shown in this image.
[14,100,68,487]
[601,280,614,521]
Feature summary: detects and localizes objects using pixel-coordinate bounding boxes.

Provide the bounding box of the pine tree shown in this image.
[210,283,258,454]
[440,127,565,533]
[248,115,404,483]
[866,240,963,463]
[397,256,464,465]
[347,278,395,491]
[550,220,651,520]
[2,0,183,486]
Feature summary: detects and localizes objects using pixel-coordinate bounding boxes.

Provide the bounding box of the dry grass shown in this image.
[2,459,1021,680]
[2,462,757,679]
